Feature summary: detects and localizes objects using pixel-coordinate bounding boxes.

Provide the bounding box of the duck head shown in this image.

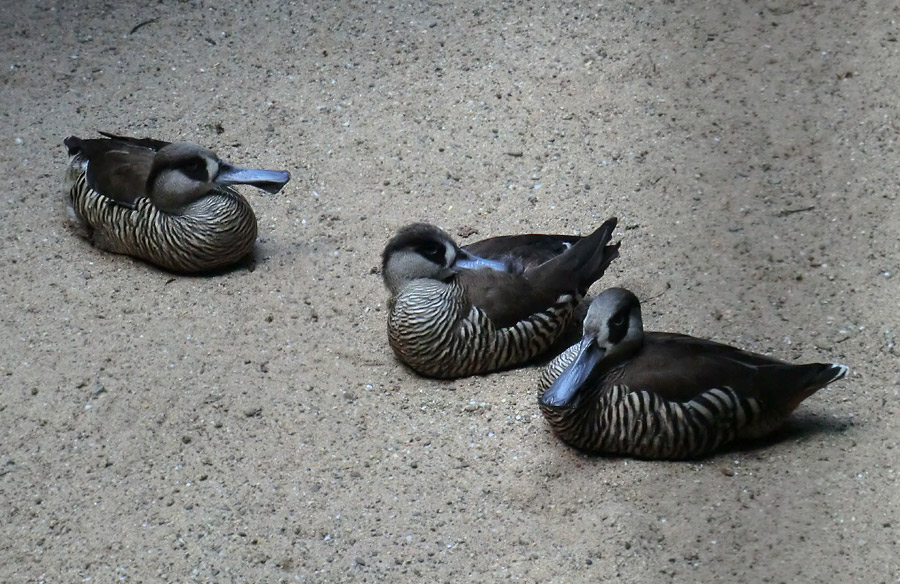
[381,223,509,294]
[540,287,645,408]
[148,142,290,214]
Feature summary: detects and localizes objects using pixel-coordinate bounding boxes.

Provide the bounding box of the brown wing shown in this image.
[70,134,164,207]
[456,268,553,328]
[457,219,619,328]
[522,218,619,296]
[462,233,580,270]
[97,131,171,151]
[617,332,837,406]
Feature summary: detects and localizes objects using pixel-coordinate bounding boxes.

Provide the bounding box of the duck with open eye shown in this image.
[539,287,850,459]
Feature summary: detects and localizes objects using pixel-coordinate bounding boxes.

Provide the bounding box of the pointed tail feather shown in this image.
[577,235,620,292]
[64,136,84,156]
[827,363,849,382]
[782,362,849,413]
[526,217,620,295]
[807,363,850,389]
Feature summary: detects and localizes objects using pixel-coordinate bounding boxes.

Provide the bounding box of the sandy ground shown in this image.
[1,1,898,582]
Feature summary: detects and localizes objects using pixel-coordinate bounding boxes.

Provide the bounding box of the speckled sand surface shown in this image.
[1,1,898,582]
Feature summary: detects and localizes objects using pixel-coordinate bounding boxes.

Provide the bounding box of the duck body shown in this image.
[382,218,620,378]
[64,132,290,273]
[539,288,849,459]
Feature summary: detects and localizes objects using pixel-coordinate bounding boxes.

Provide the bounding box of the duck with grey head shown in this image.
[64,132,290,273]
[382,218,620,378]
[539,287,849,459]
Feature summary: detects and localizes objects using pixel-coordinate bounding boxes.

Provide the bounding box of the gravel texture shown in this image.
[1,1,897,582]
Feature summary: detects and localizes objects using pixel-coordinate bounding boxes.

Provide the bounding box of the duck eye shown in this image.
[609,311,627,328]
[180,158,209,181]
[417,242,445,263]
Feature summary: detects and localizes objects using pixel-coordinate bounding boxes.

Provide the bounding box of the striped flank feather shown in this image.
[389,280,579,378]
[67,168,257,273]
[538,374,762,460]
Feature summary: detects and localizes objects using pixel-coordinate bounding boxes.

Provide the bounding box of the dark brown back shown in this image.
[457,219,619,327]
[609,332,837,406]
[462,233,579,270]
[67,134,167,207]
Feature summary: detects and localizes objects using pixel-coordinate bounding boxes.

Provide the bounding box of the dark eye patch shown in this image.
[607,308,629,344]
[415,241,446,264]
[179,157,209,182]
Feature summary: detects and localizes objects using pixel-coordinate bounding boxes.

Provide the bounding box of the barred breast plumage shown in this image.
[389,278,580,378]
[539,288,850,459]
[64,132,290,274]
[382,219,620,378]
